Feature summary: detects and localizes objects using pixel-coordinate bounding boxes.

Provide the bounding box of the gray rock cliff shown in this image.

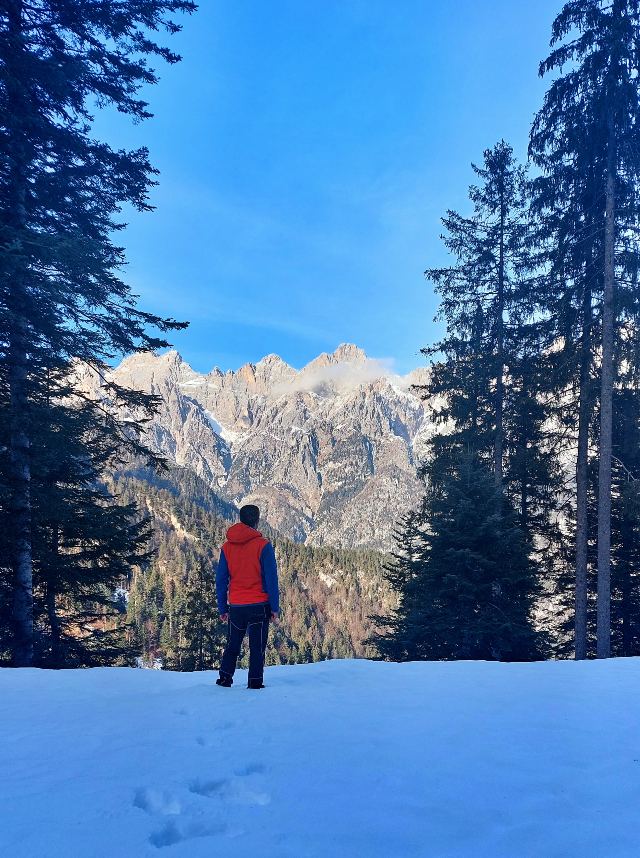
[101,345,432,551]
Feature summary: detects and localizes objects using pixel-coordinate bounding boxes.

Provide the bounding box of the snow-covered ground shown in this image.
[1,658,640,858]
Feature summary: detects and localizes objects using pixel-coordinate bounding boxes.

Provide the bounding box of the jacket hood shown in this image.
[226,522,263,545]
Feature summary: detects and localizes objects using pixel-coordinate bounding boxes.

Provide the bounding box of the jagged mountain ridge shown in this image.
[103,344,431,550]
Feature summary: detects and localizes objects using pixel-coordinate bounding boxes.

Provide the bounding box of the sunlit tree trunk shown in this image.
[575,288,591,660]
[597,113,616,659]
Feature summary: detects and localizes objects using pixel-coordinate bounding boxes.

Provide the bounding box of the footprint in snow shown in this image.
[189,767,270,806]
[133,788,181,816]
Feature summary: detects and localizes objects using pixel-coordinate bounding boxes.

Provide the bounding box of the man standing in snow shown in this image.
[216,504,280,689]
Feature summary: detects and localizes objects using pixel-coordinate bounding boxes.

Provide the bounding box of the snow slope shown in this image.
[1,658,640,858]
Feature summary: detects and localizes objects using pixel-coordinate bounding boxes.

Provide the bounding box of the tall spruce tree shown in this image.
[424,142,531,482]
[0,358,154,666]
[423,143,564,559]
[369,451,545,662]
[0,1,194,665]
[530,0,640,658]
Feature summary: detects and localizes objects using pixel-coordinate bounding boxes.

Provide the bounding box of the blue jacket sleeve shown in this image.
[260,542,280,613]
[216,548,230,614]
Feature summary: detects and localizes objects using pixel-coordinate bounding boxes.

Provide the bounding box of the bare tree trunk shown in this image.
[597,116,616,660]
[46,586,62,663]
[575,288,592,660]
[47,526,62,666]
[6,0,33,666]
[10,316,32,665]
[621,542,631,657]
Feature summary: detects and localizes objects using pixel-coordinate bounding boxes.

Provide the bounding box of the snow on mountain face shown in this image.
[104,345,432,550]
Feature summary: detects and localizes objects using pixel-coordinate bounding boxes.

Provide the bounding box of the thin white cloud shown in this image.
[272,356,409,397]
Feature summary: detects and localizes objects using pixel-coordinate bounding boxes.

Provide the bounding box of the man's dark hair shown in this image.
[239,504,260,528]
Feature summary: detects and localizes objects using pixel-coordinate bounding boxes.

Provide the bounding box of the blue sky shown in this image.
[96,0,562,375]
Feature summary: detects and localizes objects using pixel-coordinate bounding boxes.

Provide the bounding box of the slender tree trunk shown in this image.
[10,316,32,665]
[575,287,592,660]
[46,586,61,662]
[471,307,482,444]
[620,531,631,657]
[518,363,532,533]
[495,184,505,486]
[46,526,62,666]
[597,115,616,659]
[6,0,33,667]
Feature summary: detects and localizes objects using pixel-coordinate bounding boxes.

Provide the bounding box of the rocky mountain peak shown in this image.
[303,343,367,375]
[99,346,432,551]
[115,348,188,390]
[257,353,294,370]
[254,353,297,389]
[333,343,368,362]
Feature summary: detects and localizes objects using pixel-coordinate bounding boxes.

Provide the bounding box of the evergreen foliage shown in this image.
[384,3,640,665]
[414,143,566,642]
[175,558,225,671]
[422,143,565,545]
[0,360,152,666]
[0,0,194,664]
[598,385,640,656]
[369,452,545,662]
[530,0,640,658]
[424,142,532,475]
[373,143,580,662]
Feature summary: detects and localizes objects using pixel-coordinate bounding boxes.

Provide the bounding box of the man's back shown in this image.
[222,523,270,605]
[216,522,279,613]
[216,505,280,689]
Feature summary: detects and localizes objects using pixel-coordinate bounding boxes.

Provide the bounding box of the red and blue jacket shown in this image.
[216,522,280,614]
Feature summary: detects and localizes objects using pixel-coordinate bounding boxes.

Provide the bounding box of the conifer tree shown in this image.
[565,376,640,658]
[530,0,640,658]
[370,451,545,662]
[0,1,194,665]
[168,556,225,672]
[423,142,564,555]
[0,359,153,666]
[425,141,531,482]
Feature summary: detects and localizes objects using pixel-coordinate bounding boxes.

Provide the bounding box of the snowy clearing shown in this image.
[1,658,640,858]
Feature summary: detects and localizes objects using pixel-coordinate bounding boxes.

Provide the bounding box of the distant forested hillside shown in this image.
[110,466,393,670]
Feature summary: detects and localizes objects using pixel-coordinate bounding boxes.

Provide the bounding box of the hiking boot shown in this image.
[216,676,233,687]
[247,679,265,689]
